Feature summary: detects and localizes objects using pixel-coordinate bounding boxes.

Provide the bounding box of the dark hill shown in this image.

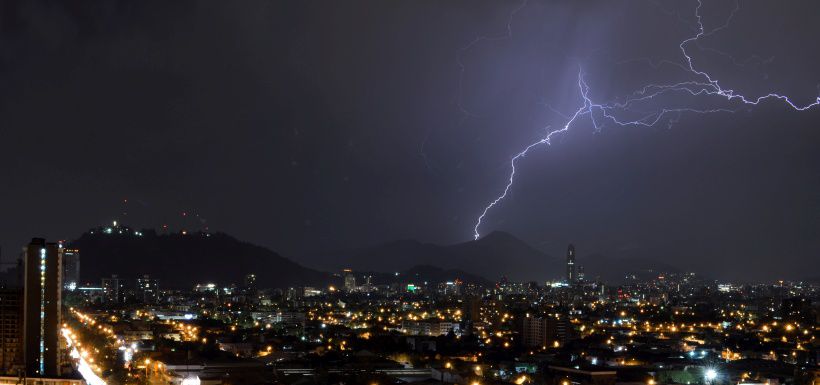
[69,227,329,289]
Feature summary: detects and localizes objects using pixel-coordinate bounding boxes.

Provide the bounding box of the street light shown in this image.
[705,369,718,383]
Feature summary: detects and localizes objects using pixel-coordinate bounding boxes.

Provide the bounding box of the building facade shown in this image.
[401,320,459,336]
[61,249,80,292]
[521,314,570,348]
[343,270,356,292]
[101,275,123,304]
[136,275,159,304]
[22,239,62,377]
[0,288,23,375]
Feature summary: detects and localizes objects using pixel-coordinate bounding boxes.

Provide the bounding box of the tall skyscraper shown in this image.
[23,238,63,377]
[62,248,80,291]
[566,244,576,284]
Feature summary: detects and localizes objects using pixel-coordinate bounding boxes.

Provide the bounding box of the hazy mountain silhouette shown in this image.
[399,265,492,285]
[582,253,681,283]
[355,265,493,287]
[312,231,563,282]
[66,226,687,288]
[70,227,329,289]
[309,232,691,283]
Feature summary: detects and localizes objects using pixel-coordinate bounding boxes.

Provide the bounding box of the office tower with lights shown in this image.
[62,249,80,291]
[566,244,576,284]
[22,238,63,377]
[244,273,257,293]
[101,275,124,303]
[136,275,159,304]
[343,269,356,292]
[520,314,570,348]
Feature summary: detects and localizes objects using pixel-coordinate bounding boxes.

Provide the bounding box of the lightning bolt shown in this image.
[678,0,820,110]
[472,0,820,240]
[474,69,591,240]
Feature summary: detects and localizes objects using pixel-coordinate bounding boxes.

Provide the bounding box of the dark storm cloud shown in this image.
[0,0,818,281]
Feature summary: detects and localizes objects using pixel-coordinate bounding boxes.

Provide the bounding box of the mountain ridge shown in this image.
[57,226,693,288]
[69,227,330,289]
[307,230,564,282]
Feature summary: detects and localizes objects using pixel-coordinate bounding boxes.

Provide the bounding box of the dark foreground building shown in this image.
[0,288,23,375]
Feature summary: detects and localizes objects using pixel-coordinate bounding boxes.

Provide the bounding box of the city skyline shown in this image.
[1,1,818,384]
[1,222,816,284]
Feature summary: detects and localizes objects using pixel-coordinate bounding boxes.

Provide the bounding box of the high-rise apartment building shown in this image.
[520,314,570,348]
[62,249,80,291]
[22,238,62,377]
[101,275,124,303]
[136,275,159,304]
[343,269,356,292]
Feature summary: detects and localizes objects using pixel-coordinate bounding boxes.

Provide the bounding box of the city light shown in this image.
[62,329,107,385]
[705,369,718,382]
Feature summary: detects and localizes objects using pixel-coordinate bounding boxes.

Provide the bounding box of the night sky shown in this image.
[1,0,818,281]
